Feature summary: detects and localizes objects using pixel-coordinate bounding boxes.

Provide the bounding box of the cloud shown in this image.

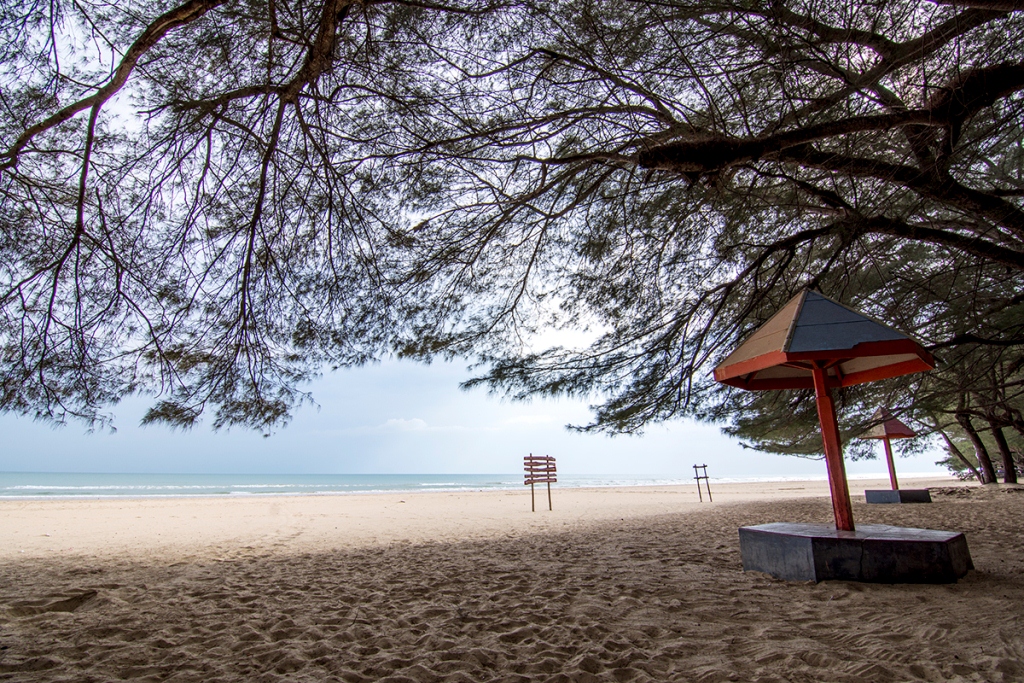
[498,414,556,427]
[315,418,446,436]
[368,418,471,433]
[326,413,556,437]
[378,416,559,433]
[382,418,430,432]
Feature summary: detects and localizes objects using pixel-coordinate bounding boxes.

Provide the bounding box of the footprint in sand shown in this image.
[7,590,98,617]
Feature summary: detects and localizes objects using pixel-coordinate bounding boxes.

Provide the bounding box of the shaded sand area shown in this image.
[2,477,1023,682]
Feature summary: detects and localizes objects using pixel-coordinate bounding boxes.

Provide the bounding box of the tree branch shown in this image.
[0,0,224,170]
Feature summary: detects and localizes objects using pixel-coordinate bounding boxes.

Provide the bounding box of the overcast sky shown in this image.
[0,358,948,478]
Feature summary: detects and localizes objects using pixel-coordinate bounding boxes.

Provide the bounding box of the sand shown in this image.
[2,475,1023,682]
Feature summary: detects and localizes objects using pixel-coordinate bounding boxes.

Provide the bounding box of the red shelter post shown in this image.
[812,365,855,531]
[883,437,898,490]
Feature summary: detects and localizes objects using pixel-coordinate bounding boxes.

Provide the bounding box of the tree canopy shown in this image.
[1,0,507,429]
[2,0,1023,471]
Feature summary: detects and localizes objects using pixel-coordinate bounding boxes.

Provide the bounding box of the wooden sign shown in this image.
[524,454,556,511]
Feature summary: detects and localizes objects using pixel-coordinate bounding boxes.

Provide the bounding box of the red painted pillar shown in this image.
[811,366,855,531]
[883,436,899,491]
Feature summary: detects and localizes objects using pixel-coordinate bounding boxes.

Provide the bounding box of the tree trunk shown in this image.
[956,412,998,484]
[989,421,1019,484]
[937,427,984,484]
[1013,422,1024,445]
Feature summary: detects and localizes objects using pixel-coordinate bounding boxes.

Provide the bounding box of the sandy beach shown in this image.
[2,476,1023,681]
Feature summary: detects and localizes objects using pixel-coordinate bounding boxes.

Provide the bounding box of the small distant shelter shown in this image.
[860,407,916,490]
[859,408,931,503]
[713,290,971,583]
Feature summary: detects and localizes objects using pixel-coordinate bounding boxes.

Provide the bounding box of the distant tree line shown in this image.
[1,0,1022,481]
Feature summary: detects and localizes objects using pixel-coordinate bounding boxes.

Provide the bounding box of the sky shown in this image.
[0,358,949,478]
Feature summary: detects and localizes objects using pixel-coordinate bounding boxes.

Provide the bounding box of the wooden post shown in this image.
[547,480,552,511]
[693,464,712,502]
[531,481,535,512]
[811,366,855,532]
[883,436,899,491]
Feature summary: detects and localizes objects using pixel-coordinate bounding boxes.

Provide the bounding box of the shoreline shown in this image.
[1,475,962,562]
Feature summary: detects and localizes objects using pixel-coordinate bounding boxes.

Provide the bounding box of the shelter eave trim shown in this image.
[837,358,935,387]
[712,339,934,384]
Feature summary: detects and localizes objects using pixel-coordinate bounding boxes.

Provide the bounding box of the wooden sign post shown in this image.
[693,464,712,502]
[524,454,557,511]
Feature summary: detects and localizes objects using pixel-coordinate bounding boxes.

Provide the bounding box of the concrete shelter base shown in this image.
[864,489,932,504]
[738,522,971,583]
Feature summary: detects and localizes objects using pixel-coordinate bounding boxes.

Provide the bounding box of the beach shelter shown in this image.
[859,408,917,491]
[713,290,935,531]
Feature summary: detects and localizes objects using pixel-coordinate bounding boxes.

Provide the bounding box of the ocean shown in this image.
[0,472,695,499]
[0,471,940,499]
